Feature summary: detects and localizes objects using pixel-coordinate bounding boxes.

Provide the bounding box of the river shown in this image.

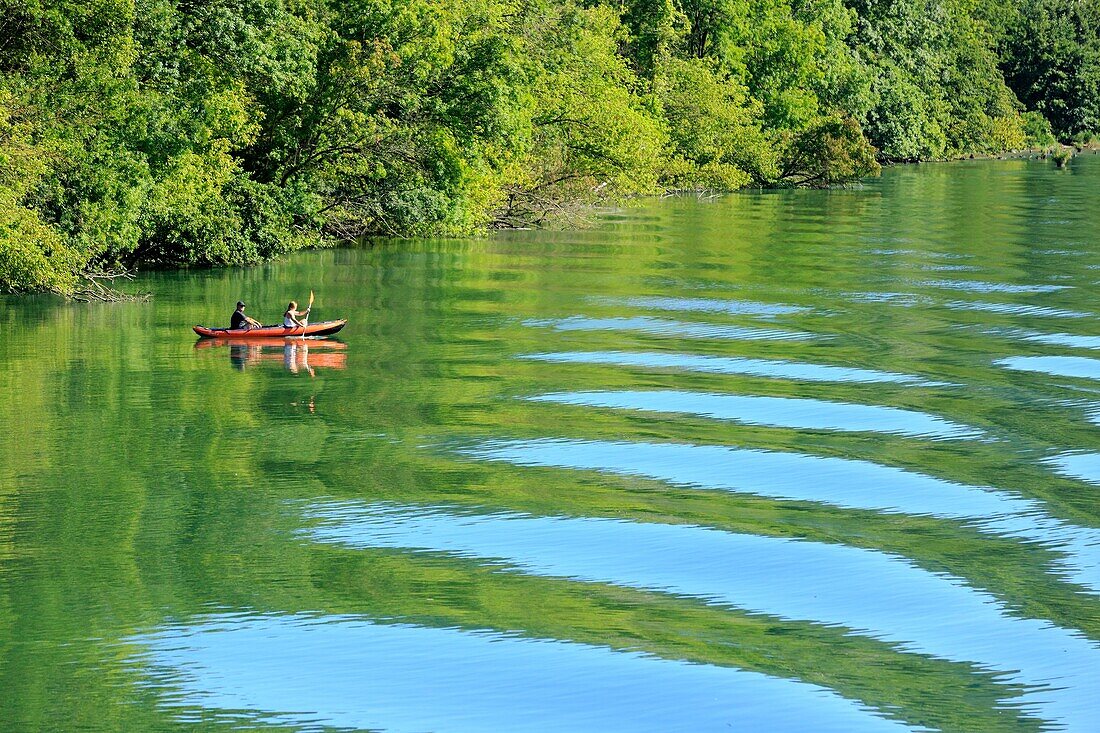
[2,157,1100,732]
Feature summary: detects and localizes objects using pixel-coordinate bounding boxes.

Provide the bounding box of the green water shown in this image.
[3,157,1100,732]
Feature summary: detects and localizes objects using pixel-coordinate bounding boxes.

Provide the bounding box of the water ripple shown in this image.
[523,316,815,342]
[1047,453,1100,485]
[613,297,807,317]
[302,501,1100,730]
[918,280,1071,294]
[464,438,1100,592]
[136,613,914,733]
[945,302,1090,319]
[998,355,1100,380]
[526,390,977,439]
[520,351,934,385]
[1018,332,1100,349]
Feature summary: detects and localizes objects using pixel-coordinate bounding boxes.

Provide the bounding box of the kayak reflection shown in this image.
[194,337,347,374]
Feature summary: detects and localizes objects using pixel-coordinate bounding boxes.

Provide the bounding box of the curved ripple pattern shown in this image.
[945,302,1090,319]
[527,389,977,439]
[1018,332,1100,349]
[135,613,914,733]
[523,316,815,342]
[613,297,808,317]
[917,280,1071,294]
[1048,453,1100,485]
[465,438,1100,592]
[303,501,1100,731]
[999,355,1100,380]
[521,351,934,385]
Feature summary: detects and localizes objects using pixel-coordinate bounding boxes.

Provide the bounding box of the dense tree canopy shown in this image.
[1000,0,1100,139]
[0,0,1095,293]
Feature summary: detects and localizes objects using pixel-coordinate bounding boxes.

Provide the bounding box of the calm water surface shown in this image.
[3,158,1100,732]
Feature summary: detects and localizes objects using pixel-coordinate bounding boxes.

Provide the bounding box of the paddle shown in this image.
[298,290,314,337]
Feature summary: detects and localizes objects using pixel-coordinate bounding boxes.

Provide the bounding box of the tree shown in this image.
[778,115,880,187]
[1001,0,1100,137]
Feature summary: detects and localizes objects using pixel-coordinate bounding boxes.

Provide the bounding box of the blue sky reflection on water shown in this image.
[136,613,916,733]
[465,438,1100,592]
[526,389,977,438]
[521,351,935,384]
[296,500,1100,731]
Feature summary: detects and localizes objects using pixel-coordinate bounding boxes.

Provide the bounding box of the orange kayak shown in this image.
[193,319,347,339]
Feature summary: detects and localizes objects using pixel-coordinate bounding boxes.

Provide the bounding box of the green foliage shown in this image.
[0,87,86,293]
[1,0,1098,292]
[493,1,667,226]
[0,203,84,294]
[1020,111,1056,147]
[1071,130,1100,147]
[779,116,881,187]
[1001,0,1100,138]
[652,57,776,189]
[844,0,1023,159]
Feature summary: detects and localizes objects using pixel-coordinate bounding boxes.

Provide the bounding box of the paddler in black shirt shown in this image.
[231,301,262,330]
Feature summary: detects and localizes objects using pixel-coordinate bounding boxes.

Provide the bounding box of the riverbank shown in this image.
[4,0,1095,297]
[7,148,1094,304]
[957,142,1100,163]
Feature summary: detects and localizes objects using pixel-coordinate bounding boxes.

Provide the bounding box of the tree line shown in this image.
[1,0,1097,294]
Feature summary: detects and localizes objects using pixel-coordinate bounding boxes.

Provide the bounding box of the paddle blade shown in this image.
[308,290,315,308]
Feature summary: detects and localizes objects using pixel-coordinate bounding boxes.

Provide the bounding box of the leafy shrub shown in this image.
[779,116,881,187]
[653,57,777,189]
[1021,112,1057,147]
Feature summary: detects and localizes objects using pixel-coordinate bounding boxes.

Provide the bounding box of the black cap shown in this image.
[236,301,246,308]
